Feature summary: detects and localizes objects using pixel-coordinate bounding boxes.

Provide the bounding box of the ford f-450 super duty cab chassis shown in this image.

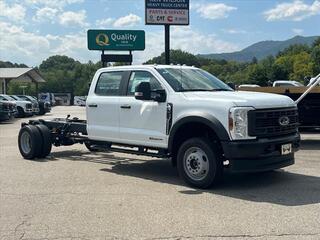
[18,65,300,188]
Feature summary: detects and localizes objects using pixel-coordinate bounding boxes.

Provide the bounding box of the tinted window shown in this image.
[127,71,162,96]
[95,71,125,96]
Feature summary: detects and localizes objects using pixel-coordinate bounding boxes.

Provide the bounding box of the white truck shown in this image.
[18,65,300,188]
[0,94,33,117]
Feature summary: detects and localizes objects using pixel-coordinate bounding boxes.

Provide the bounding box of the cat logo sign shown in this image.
[96,33,109,46]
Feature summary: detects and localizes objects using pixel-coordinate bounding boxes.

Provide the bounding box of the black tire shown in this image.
[177,137,223,189]
[35,124,52,158]
[85,141,99,152]
[39,107,45,115]
[17,107,25,118]
[18,125,43,159]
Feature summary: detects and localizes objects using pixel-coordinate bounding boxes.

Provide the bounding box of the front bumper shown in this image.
[25,108,33,116]
[0,110,15,120]
[221,132,300,172]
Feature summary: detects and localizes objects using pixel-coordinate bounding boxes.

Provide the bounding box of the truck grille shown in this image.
[248,108,299,137]
[26,103,32,109]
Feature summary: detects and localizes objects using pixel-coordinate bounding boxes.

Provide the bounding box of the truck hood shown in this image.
[182,90,296,109]
[13,100,31,105]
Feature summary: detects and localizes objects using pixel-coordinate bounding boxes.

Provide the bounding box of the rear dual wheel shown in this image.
[18,124,52,159]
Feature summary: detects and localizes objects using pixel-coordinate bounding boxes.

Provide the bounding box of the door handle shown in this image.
[120,105,131,109]
[88,103,98,107]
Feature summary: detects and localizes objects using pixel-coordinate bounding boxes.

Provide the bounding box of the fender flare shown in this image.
[168,112,230,152]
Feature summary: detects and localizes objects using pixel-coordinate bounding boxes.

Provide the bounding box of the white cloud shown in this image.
[113,13,141,27]
[24,0,83,9]
[264,0,320,21]
[135,27,239,64]
[0,21,50,65]
[0,1,26,22]
[95,18,114,28]
[222,28,247,34]
[59,10,88,27]
[192,3,237,20]
[171,27,238,53]
[292,28,304,34]
[0,20,98,66]
[32,7,58,22]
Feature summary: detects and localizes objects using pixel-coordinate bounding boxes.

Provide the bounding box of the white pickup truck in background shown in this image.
[18,65,300,188]
[0,94,33,117]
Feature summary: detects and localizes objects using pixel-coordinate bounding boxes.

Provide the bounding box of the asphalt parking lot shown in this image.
[0,106,319,240]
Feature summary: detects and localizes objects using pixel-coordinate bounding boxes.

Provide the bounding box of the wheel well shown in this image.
[170,122,223,166]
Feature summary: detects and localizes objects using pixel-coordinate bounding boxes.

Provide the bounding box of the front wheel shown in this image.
[17,107,25,118]
[177,137,223,189]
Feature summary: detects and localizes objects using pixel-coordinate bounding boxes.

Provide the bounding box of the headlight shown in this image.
[229,107,256,140]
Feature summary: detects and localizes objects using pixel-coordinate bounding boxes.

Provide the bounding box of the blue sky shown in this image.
[0,0,319,66]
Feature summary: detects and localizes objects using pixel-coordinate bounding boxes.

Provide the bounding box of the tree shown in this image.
[311,45,320,74]
[145,49,201,67]
[312,37,320,47]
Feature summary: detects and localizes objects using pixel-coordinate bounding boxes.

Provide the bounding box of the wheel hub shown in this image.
[20,131,32,154]
[184,147,209,181]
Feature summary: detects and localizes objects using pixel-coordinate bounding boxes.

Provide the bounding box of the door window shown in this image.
[95,71,125,96]
[127,71,162,96]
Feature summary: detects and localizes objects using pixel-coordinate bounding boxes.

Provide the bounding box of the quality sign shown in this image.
[145,0,189,25]
[87,30,145,51]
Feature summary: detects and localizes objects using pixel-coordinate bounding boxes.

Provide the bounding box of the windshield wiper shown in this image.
[210,88,233,91]
[179,88,232,92]
[179,89,212,92]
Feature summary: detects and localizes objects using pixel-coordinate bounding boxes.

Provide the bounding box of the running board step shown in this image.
[91,144,169,158]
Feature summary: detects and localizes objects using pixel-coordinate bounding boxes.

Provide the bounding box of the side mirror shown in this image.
[135,82,167,102]
[227,82,235,90]
[151,89,166,102]
[135,82,151,100]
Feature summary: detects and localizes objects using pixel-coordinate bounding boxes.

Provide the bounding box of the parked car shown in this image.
[238,84,261,88]
[307,76,320,86]
[0,94,33,117]
[0,100,16,121]
[11,95,39,115]
[74,96,87,106]
[17,95,51,115]
[39,93,55,106]
[273,80,304,87]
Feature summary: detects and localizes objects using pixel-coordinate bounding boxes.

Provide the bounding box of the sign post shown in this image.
[87,29,145,66]
[145,0,189,64]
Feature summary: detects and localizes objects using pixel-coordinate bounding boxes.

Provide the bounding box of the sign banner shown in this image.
[145,0,189,25]
[87,30,145,51]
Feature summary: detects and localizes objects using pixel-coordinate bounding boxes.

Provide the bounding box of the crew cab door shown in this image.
[86,71,129,142]
[119,70,168,148]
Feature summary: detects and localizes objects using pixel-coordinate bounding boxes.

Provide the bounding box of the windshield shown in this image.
[11,95,23,101]
[18,95,30,101]
[156,68,233,92]
[0,95,15,101]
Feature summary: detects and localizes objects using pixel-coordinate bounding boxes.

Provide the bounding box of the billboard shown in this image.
[87,30,145,51]
[145,0,189,25]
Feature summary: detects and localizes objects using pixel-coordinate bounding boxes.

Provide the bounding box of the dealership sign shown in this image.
[145,0,189,25]
[87,30,145,51]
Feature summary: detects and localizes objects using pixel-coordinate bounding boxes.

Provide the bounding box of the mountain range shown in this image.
[199,35,319,62]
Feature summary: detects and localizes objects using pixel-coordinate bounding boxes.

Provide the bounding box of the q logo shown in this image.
[96,33,109,46]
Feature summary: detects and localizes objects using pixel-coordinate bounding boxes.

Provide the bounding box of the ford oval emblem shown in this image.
[279,116,290,126]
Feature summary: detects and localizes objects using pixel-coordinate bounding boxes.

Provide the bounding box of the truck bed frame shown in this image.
[24,117,169,158]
